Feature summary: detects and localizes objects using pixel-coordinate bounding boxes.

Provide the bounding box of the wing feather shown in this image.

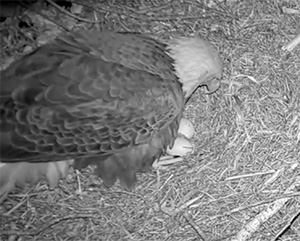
[0,30,184,163]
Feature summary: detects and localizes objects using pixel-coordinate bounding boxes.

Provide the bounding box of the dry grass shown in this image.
[1,0,300,240]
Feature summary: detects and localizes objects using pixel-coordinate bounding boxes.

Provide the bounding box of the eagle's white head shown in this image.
[167,36,223,99]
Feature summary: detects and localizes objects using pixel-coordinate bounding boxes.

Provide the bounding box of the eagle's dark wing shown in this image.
[0,30,184,192]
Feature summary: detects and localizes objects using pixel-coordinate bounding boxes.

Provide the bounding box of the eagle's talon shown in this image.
[152,156,184,169]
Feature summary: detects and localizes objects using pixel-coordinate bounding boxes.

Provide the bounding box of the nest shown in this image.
[0,0,300,240]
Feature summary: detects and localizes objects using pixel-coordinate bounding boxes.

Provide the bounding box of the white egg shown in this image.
[177,118,195,139]
[166,136,194,156]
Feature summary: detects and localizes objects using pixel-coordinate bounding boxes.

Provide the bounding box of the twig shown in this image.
[204,192,300,221]
[230,174,300,241]
[45,0,102,24]
[273,209,300,241]
[131,13,219,22]
[65,0,232,24]
[282,33,300,51]
[135,2,174,14]
[17,0,68,33]
[40,13,70,31]
[3,195,28,216]
[175,196,203,213]
[94,4,219,22]
[225,170,276,181]
[76,169,82,194]
[184,212,207,241]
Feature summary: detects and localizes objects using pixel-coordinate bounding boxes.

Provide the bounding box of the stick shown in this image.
[273,209,300,241]
[230,174,300,241]
[282,33,300,51]
[184,212,207,241]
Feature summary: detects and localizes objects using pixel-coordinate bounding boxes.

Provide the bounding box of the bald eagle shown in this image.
[0,30,222,201]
